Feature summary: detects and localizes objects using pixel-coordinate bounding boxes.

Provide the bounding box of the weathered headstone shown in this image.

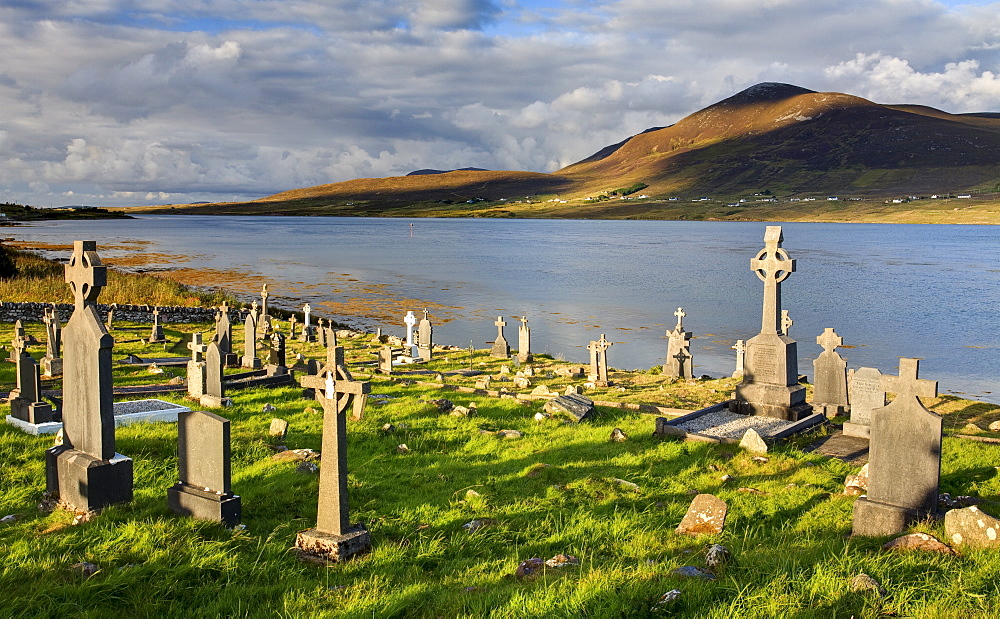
[301,303,316,342]
[9,349,53,423]
[587,334,613,387]
[167,410,241,526]
[517,315,533,363]
[45,241,133,511]
[852,358,940,537]
[187,333,208,398]
[377,346,394,375]
[213,302,237,366]
[295,370,372,562]
[288,314,299,339]
[811,328,849,418]
[266,332,288,376]
[260,284,270,326]
[733,227,811,421]
[844,367,885,438]
[491,316,510,359]
[200,341,227,408]
[676,494,727,535]
[41,306,63,376]
[417,309,433,361]
[241,313,261,369]
[148,308,166,343]
[731,340,746,378]
[317,319,328,347]
[663,307,694,379]
[9,319,26,362]
[105,306,115,330]
[543,393,595,422]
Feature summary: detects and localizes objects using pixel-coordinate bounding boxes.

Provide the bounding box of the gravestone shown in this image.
[517,316,533,363]
[9,349,53,424]
[295,367,372,562]
[587,334,613,387]
[213,302,237,366]
[403,311,418,358]
[811,328,850,418]
[317,319,327,347]
[9,319,26,362]
[288,314,299,340]
[260,284,270,327]
[41,306,63,376]
[187,333,209,398]
[733,227,811,421]
[301,303,316,342]
[148,308,166,343]
[266,332,288,376]
[543,393,595,422]
[300,340,370,422]
[45,241,133,511]
[780,310,793,336]
[105,306,115,330]
[167,410,241,526]
[852,358,941,537]
[241,313,261,369]
[844,367,886,438]
[417,309,433,361]
[378,346,394,374]
[200,341,227,408]
[663,307,694,379]
[491,316,510,359]
[676,494,727,535]
[731,340,746,378]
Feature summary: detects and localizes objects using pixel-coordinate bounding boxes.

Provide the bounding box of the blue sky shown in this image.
[1,0,999,207]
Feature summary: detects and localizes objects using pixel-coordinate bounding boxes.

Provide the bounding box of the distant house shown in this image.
[957,194,972,199]
[827,196,839,201]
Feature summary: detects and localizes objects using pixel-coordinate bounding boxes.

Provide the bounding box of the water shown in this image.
[8,216,999,403]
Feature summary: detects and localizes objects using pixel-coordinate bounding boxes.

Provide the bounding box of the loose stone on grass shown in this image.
[738,428,769,454]
[514,557,545,579]
[268,418,289,439]
[609,427,628,442]
[545,554,580,568]
[850,573,888,598]
[651,590,682,611]
[944,505,1000,548]
[671,565,716,580]
[676,494,727,535]
[271,448,320,463]
[881,533,957,555]
[704,544,731,571]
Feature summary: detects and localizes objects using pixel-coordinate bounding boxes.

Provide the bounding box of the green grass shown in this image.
[1,317,999,618]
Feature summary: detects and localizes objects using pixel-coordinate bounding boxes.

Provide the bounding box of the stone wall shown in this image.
[0,302,248,324]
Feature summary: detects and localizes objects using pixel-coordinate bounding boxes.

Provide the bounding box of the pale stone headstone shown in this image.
[844,367,885,438]
[417,309,433,361]
[41,306,63,377]
[9,319,26,362]
[731,340,746,378]
[676,494,727,535]
[186,333,208,398]
[811,328,849,418]
[301,303,316,342]
[663,307,694,379]
[852,358,940,537]
[241,313,261,369]
[105,306,115,330]
[587,334,613,386]
[260,284,270,325]
[517,315,533,363]
[148,308,166,343]
[378,346,394,374]
[491,316,510,359]
[733,226,811,421]
[403,310,417,357]
[167,410,241,526]
[45,241,133,511]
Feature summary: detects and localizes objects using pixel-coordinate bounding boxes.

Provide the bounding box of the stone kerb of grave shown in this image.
[852,358,941,537]
[44,241,134,512]
[733,226,812,421]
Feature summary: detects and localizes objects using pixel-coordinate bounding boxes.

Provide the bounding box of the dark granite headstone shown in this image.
[852,358,940,537]
[148,308,166,343]
[45,241,133,511]
[266,332,288,376]
[167,410,241,526]
[9,350,53,423]
[200,341,227,408]
[733,226,811,421]
[811,328,849,417]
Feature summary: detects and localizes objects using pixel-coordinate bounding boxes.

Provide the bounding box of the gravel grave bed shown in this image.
[113,399,184,415]
[675,411,794,439]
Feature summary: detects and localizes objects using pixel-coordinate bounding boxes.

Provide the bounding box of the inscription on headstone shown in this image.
[844,367,886,438]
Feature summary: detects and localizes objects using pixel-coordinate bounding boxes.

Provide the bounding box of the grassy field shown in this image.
[1,308,999,617]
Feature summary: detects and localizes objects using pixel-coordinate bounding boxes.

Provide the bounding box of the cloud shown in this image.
[0,1,999,206]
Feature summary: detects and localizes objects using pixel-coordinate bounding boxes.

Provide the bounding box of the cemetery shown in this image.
[0,235,998,617]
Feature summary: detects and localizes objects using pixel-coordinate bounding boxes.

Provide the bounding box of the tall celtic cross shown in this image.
[260,284,269,318]
[673,307,686,330]
[595,333,612,353]
[65,240,107,308]
[750,226,795,335]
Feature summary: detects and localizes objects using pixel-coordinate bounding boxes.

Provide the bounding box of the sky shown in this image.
[1,0,999,208]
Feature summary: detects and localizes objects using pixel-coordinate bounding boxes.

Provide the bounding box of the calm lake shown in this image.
[9,216,999,403]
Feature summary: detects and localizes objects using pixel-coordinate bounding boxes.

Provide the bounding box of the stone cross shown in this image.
[780,310,793,336]
[10,319,27,361]
[46,240,132,512]
[167,410,241,527]
[188,332,208,363]
[751,226,795,335]
[404,311,417,349]
[148,307,166,343]
[852,358,940,536]
[588,334,613,385]
[303,303,312,327]
[289,314,299,339]
[811,328,849,417]
[491,316,510,359]
[517,315,532,363]
[187,332,209,398]
[731,340,746,378]
[260,284,269,320]
[673,307,686,330]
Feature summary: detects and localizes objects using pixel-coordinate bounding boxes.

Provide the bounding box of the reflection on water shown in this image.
[10,216,999,403]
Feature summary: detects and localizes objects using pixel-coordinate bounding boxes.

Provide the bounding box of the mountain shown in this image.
[165,83,1000,214]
